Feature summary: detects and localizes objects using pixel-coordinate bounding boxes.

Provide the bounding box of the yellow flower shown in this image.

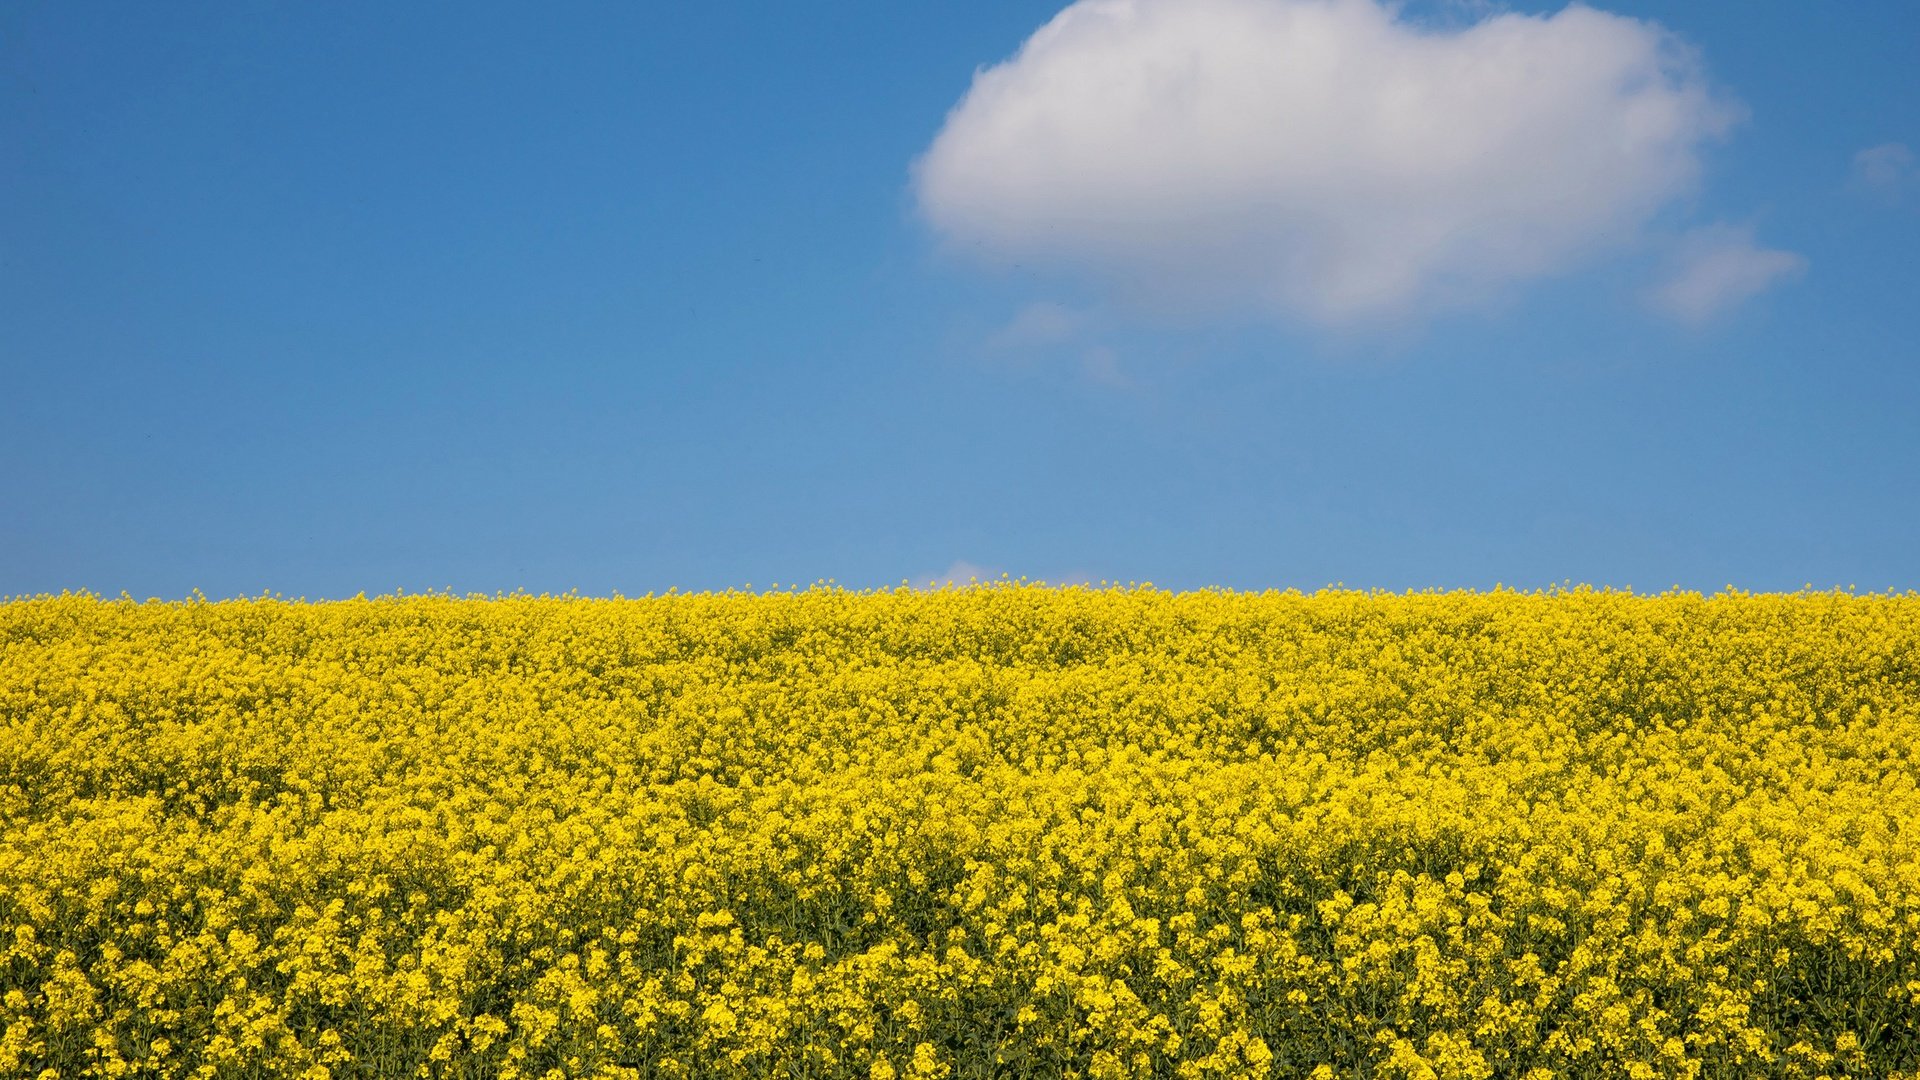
[2,586,1915,1076]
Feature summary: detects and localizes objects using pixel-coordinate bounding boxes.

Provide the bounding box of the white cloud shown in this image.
[1646,225,1805,323]
[918,560,1001,589]
[985,301,1135,388]
[915,561,1102,589]
[914,0,1743,324]
[1852,142,1916,199]
[988,301,1083,349]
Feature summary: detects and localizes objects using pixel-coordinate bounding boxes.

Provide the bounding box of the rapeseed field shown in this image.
[2,586,1917,1079]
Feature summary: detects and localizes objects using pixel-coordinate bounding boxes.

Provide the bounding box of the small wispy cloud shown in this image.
[988,301,1082,350]
[1851,142,1917,201]
[917,559,1000,589]
[915,560,1100,589]
[986,301,1133,388]
[1646,225,1805,324]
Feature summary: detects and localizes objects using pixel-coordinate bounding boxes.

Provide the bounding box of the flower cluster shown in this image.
[2,585,1917,1078]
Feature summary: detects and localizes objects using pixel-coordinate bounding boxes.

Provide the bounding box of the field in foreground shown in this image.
[3,587,1919,1080]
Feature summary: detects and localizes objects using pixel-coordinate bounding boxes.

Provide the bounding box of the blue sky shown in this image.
[3,1,1915,599]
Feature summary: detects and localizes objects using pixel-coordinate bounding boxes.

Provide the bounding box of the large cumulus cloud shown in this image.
[914,0,1746,324]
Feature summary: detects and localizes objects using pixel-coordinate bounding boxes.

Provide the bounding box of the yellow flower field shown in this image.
[3,586,1917,1079]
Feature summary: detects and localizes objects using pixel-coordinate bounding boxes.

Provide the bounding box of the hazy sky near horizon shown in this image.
[4,1,1916,599]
